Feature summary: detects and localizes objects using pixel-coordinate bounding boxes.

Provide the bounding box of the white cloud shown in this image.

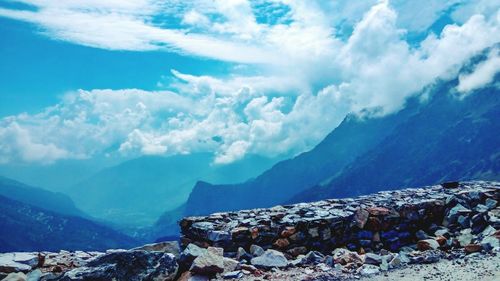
[457,47,500,93]
[0,0,499,164]
[0,122,70,164]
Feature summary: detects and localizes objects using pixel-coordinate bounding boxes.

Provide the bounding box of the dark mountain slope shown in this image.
[182,100,420,216]
[0,195,138,252]
[0,176,85,217]
[291,81,500,203]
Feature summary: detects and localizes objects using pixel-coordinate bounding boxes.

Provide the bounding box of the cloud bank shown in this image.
[0,0,499,164]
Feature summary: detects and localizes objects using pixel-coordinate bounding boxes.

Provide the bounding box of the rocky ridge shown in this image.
[1,181,499,280]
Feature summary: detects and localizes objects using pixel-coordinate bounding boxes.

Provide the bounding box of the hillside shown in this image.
[291,81,500,203]
[0,195,138,252]
[0,176,85,217]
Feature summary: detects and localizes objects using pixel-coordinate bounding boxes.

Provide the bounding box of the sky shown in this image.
[0,0,499,166]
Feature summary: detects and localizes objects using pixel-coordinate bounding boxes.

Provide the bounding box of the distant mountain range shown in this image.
[0,177,139,252]
[171,73,499,224]
[65,153,279,227]
[0,176,85,217]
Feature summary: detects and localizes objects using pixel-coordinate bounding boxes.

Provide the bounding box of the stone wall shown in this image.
[180,181,500,257]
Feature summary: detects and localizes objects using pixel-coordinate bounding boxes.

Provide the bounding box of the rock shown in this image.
[223,270,243,279]
[0,253,35,273]
[364,253,382,265]
[485,198,498,209]
[302,251,325,265]
[280,227,296,238]
[177,271,209,281]
[2,272,27,281]
[223,257,239,272]
[60,251,178,281]
[250,250,288,269]
[207,231,231,242]
[358,264,380,276]
[179,244,208,269]
[481,236,499,251]
[332,248,363,265]
[366,207,390,216]
[25,269,41,281]
[464,244,482,254]
[446,204,471,222]
[417,239,440,251]
[308,228,319,238]
[416,230,430,240]
[481,225,496,237]
[273,238,290,248]
[236,248,251,262]
[354,209,369,228]
[287,247,307,257]
[190,250,224,275]
[132,241,181,257]
[457,229,473,247]
[434,228,449,237]
[435,236,447,247]
[249,245,265,257]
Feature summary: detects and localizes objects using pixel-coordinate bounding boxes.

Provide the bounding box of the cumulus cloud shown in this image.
[0,0,499,164]
[457,47,500,93]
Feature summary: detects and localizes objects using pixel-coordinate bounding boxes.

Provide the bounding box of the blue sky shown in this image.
[0,0,499,165]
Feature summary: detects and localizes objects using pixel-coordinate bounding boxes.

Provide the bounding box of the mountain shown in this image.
[65,153,279,227]
[290,81,500,203]
[0,194,138,252]
[178,62,499,217]
[180,100,419,217]
[0,176,85,217]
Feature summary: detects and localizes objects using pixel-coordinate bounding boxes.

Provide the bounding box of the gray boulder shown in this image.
[250,250,288,269]
[132,241,181,257]
[58,250,178,281]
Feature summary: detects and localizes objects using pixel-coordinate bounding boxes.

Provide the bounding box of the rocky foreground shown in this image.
[1,181,499,281]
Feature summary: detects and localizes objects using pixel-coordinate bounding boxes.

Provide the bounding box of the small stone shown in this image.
[485,198,498,209]
[354,209,369,229]
[250,250,288,269]
[434,228,449,237]
[190,250,224,275]
[223,271,243,279]
[26,269,42,281]
[417,239,440,251]
[249,245,265,257]
[364,253,382,265]
[207,231,231,242]
[464,244,482,254]
[358,264,380,276]
[457,229,473,247]
[435,236,447,247]
[2,272,27,281]
[481,225,496,237]
[308,227,319,238]
[302,251,325,265]
[223,257,239,272]
[273,238,290,248]
[481,236,499,250]
[287,247,307,257]
[132,241,181,257]
[416,230,430,240]
[280,227,296,238]
[366,207,390,216]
